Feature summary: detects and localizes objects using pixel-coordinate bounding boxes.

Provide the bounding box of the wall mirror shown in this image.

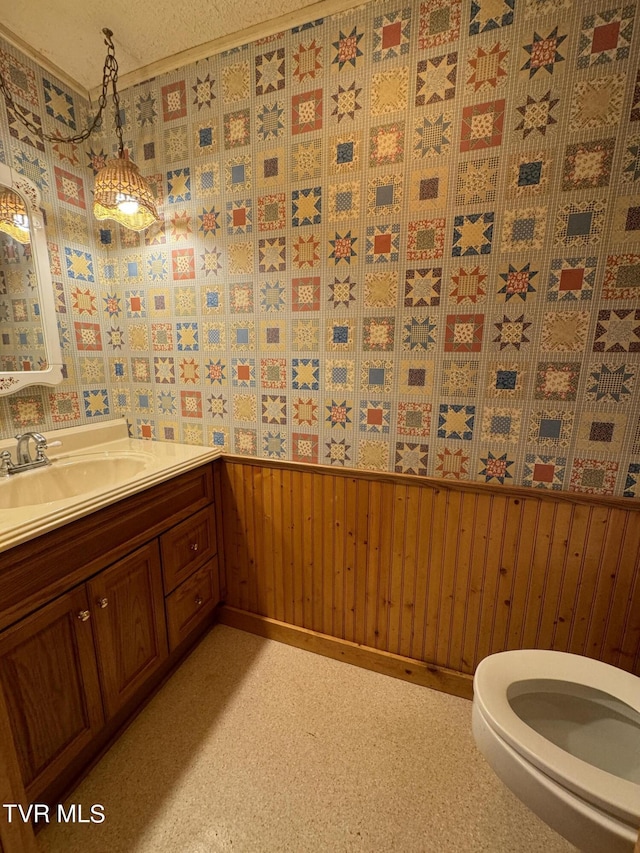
[0,162,63,395]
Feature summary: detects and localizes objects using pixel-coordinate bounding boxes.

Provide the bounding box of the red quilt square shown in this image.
[533,463,555,483]
[382,22,402,48]
[559,269,584,291]
[292,90,323,134]
[374,233,392,254]
[592,22,620,53]
[162,81,187,121]
[460,100,505,152]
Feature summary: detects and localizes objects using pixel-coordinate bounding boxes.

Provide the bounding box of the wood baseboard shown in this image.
[218,606,474,701]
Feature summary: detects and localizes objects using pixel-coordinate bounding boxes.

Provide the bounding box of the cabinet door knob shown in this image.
[97,597,108,608]
[195,595,203,607]
[190,542,199,551]
[77,609,91,622]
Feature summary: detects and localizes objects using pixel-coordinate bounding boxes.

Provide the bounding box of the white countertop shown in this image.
[0,419,220,553]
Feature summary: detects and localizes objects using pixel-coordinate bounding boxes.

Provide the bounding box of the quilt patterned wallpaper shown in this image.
[1,0,640,496]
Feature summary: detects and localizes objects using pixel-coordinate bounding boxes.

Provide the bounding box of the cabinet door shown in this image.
[88,541,168,720]
[0,587,104,799]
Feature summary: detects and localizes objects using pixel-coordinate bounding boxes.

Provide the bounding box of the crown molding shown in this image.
[90,0,369,97]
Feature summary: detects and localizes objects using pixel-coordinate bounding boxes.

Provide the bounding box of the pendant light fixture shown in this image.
[92,30,159,231]
[0,188,30,244]
[0,29,159,232]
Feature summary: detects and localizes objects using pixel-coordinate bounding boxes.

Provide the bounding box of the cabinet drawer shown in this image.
[160,506,217,594]
[165,557,220,651]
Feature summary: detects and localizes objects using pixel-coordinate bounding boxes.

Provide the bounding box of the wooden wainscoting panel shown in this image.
[602,512,640,670]
[518,499,555,654]
[504,497,539,654]
[459,492,491,673]
[552,503,592,654]
[219,459,640,680]
[422,487,447,667]
[567,505,610,659]
[535,500,572,653]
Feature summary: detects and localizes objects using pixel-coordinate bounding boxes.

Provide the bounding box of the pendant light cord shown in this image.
[0,28,122,152]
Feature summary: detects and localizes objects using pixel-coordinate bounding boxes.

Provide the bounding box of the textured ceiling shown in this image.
[0,0,345,93]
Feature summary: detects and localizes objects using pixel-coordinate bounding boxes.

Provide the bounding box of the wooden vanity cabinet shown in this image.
[87,541,168,720]
[0,586,104,800]
[0,461,223,806]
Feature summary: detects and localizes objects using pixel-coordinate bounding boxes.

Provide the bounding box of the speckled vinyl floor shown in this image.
[38,624,576,853]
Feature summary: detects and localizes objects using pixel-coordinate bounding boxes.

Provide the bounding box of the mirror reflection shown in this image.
[0,186,48,373]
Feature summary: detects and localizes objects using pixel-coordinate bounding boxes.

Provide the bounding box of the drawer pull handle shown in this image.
[97,597,108,609]
[77,610,91,622]
[195,595,203,607]
[190,543,199,552]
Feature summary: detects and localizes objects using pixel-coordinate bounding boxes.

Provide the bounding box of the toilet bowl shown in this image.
[472,650,640,853]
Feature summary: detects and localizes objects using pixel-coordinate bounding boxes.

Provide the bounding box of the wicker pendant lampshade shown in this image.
[0,189,30,244]
[0,29,159,232]
[93,153,159,231]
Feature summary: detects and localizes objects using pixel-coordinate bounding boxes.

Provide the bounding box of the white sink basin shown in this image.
[0,452,152,509]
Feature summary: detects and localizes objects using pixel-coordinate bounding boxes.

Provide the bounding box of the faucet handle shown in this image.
[0,450,14,477]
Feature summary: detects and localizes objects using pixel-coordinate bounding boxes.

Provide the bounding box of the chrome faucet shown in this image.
[0,432,52,476]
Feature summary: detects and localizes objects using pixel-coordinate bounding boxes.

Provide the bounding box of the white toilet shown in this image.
[472,650,640,853]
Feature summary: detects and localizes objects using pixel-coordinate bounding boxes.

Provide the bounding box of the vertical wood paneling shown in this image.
[536,502,572,649]
[583,507,626,661]
[411,487,431,662]
[332,476,345,639]
[301,471,314,630]
[423,488,447,664]
[602,516,640,669]
[264,469,286,622]
[520,500,555,652]
[226,463,247,609]
[344,477,358,643]
[281,469,294,625]
[620,547,640,672]
[260,466,275,618]
[553,504,591,653]
[399,486,420,660]
[506,500,540,652]
[244,467,258,615]
[438,489,461,666]
[355,480,370,647]
[460,495,491,673]
[220,461,640,677]
[475,494,506,664]
[312,475,326,635]
[376,483,394,651]
[365,481,382,650]
[449,492,477,672]
[490,498,522,655]
[389,485,408,655]
[566,506,610,657]
[319,477,330,636]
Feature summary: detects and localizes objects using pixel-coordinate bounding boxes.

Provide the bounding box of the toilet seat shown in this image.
[473,650,640,827]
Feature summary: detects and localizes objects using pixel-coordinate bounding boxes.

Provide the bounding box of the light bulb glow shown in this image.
[115,193,140,216]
